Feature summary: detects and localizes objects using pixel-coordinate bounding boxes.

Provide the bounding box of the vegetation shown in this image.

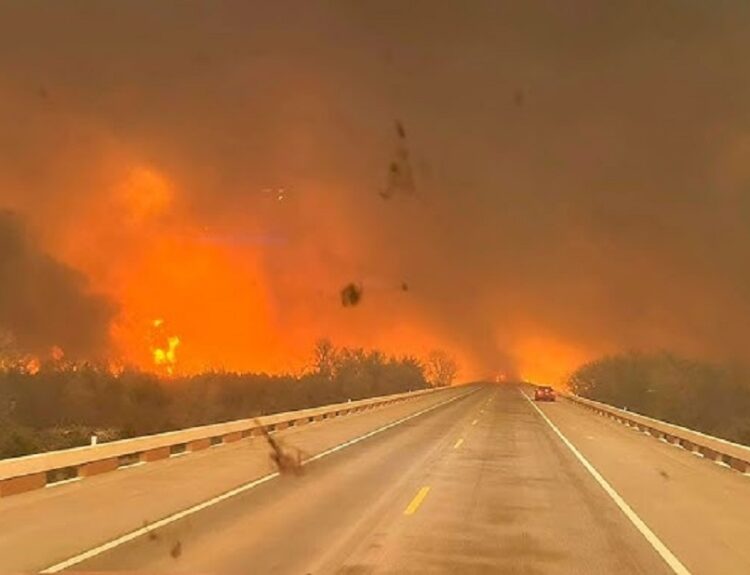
[0,341,430,459]
[424,350,459,387]
[568,351,750,445]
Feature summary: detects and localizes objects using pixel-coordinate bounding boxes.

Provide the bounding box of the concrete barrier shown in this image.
[0,386,453,497]
[565,393,750,474]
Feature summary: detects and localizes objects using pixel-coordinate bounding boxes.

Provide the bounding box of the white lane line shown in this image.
[521,391,691,575]
[40,389,477,574]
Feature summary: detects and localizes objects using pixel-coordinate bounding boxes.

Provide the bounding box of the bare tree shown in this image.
[425,350,459,387]
[312,338,338,379]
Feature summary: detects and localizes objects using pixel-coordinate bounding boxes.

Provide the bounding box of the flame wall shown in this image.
[3,3,750,382]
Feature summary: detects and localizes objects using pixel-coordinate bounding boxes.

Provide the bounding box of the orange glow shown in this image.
[107,361,125,377]
[32,161,480,377]
[24,357,41,375]
[118,167,173,223]
[50,346,65,362]
[513,334,592,387]
[153,335,180,375]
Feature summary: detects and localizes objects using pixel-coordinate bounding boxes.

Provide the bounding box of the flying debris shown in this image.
[395,120,406,139]
[170,540,183,559]
[400,281,409,292]
[513,89,525,107]
[381,120,416,200]
[340,283,363,307]
[254,418,305,475]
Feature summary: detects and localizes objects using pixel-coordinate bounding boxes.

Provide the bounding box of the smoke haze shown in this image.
[0,211,113,358]
[2,1,750,380]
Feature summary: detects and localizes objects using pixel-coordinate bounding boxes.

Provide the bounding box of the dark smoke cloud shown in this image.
[0,211,114,358]
[2,2,750,376]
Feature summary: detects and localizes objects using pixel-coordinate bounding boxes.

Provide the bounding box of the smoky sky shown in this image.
[0,211,114,358]
[2,1,750,377]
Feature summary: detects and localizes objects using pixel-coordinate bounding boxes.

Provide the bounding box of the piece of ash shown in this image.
[170,540,182,559]
[340,283,363,307]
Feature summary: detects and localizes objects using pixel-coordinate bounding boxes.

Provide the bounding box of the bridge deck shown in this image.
[2,385,748,574]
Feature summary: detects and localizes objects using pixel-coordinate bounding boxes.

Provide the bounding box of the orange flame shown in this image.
[152,321,180,375]
[37,163,484,377]
[24,357,41,375]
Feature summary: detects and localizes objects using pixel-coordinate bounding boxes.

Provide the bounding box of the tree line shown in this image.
[0,341,459,459]
[568,351,750,445]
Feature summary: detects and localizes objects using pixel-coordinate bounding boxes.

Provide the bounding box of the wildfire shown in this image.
[151,318,181,375]
[513,333,591,386]
[107,361,125,377]
[30,162,481,377]
[153,336,180,375]
[24,357,41,375]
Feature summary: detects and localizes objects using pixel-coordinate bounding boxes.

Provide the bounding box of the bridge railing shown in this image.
[565,393,750,474]
[0,385,454,497]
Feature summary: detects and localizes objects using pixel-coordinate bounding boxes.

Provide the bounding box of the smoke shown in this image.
[0,211,114,358]
[2,2,750,379]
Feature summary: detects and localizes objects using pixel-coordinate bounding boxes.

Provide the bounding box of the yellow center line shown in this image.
[404,486,431,515]
[453,438,464,449]
[471,419,478,425]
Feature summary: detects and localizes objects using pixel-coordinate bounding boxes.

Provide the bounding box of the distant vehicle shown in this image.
[534,386,556,402]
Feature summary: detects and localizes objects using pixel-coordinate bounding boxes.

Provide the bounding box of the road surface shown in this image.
[2,384,749,574]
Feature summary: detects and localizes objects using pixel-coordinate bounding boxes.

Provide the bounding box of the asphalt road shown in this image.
[3,384,749,574]
[61,386,671,574]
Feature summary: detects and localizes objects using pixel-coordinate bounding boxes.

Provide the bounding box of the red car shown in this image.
[534,386,556,402]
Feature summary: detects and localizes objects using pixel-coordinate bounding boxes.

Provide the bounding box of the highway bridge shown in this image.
[1,383,749,574]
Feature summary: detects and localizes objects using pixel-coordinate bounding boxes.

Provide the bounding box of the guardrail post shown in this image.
[187,438,211,452]
[0,473,46,497]
[80,457,119,477]
[223,431,242,443]
[698,446,718,461]
[142,446,171,462]
[679,439,695,452]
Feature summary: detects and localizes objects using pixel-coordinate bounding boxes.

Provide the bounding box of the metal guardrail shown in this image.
[0,386,454,497]
[565,393,750,474]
